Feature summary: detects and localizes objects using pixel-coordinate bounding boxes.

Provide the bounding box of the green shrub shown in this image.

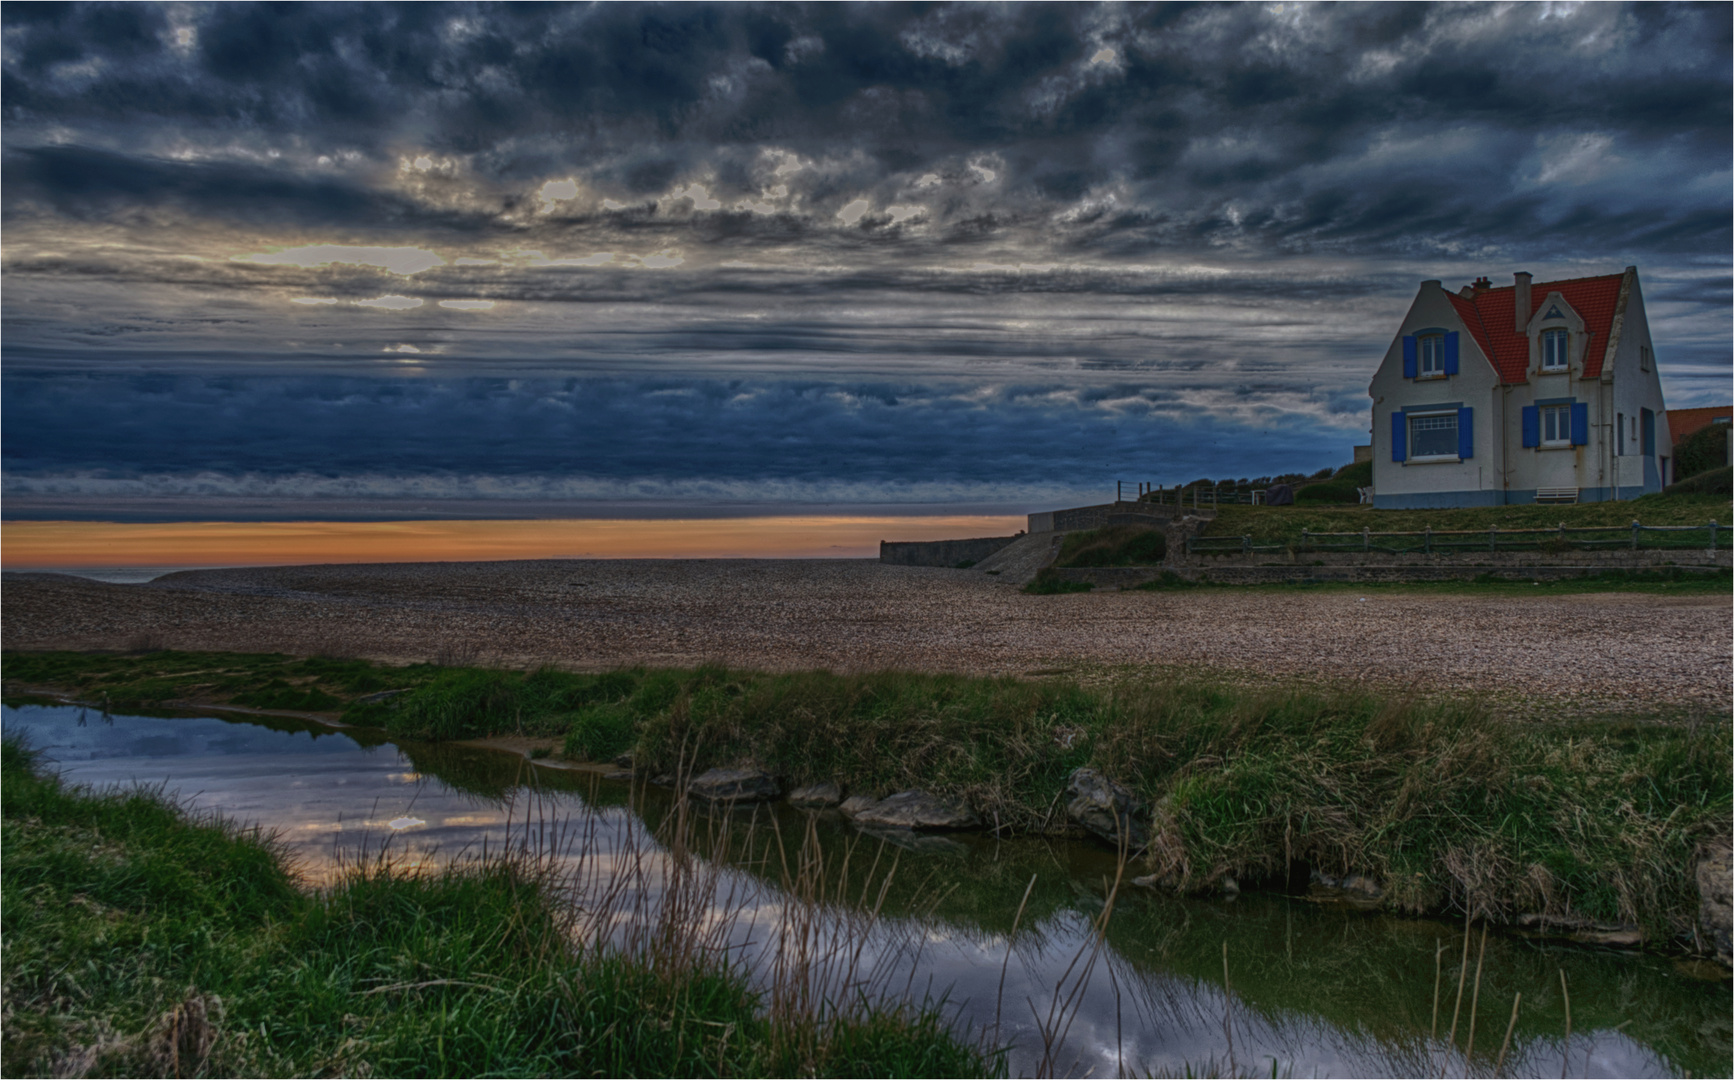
[1673,421,1730,481]
[1665,464,1732,496]
[1052,525,1166,567]
[563,701,638,762]
[1333,459,1373,486]
[1024,568,1095,594]
[1294,480,1362,504]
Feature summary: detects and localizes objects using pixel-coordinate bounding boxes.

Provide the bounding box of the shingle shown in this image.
[1441,273,1626,383]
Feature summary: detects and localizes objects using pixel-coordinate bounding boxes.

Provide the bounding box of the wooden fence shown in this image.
[1186,521,1728,556]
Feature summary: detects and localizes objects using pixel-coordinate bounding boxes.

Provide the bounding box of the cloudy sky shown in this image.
[3,1,1729,533]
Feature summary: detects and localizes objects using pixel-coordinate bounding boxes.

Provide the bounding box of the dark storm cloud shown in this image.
[0,371,1352,506]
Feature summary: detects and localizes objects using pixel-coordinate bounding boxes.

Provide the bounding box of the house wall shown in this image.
[1500,286,1609,503]
[1603,274,1672,495]
[1370,282,1502,508]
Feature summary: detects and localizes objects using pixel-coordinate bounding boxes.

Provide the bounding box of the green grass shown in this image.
[7,650,1729,944]
[0,740,997,1078]
[1199,490,1733,544]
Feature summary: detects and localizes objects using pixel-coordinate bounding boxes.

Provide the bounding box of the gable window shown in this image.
[1409,411,1459,459]
[1540,404,1572,446]
[1540,328,1569,371]
[1617,412,1625,455]
[1640,346,1651,371]
[1418,334,1445,376]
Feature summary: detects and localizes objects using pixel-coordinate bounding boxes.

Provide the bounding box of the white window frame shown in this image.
[1417,334,1446,378]
[1540,328,1569,372]
[1540,403,1572,448]
[1407,409,1460,462]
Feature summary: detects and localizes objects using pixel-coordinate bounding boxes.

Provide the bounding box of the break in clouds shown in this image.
[3,2,1729,515]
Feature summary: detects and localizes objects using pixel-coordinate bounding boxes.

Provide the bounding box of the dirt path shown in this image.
[3,560,1727,713]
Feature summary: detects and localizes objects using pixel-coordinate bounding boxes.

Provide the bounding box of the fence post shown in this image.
[1489,526,1497,553]
[1301,528,1309,554]
[1363,526,1370,553]
[1631,519,1640,550]
[1424,526,1431,555]
[1559,521,1566,549]
[1242,534,1251,555]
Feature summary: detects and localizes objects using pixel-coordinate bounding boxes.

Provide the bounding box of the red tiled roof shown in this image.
[1666,406,1732,445]
[1444,272,1626,383]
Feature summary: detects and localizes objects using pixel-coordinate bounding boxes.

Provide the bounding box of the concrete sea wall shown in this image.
[879,536,1021,567]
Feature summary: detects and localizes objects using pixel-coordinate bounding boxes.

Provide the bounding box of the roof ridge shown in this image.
[1469,271,1625,294]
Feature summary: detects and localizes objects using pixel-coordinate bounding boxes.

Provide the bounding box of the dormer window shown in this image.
[1540,328,1569,371]
[1418,334,1445,377]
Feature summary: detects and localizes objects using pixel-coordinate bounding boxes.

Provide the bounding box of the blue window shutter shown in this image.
[1457,407,1474,459]
[1402,336,1417,378]
[1391,411,1407,462]
[1570,402,1588,446]
[1521,406,1540,448]
[1444,332,1460,376]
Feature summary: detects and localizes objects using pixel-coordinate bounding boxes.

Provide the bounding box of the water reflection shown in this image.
[3,704,1725,1078]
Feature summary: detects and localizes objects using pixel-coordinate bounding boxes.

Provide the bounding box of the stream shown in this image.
[3,703,1727,1078]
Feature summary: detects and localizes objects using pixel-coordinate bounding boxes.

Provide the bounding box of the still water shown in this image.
[4,703,1727,1078]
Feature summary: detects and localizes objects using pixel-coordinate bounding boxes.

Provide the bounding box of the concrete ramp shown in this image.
[972,531,1066,584]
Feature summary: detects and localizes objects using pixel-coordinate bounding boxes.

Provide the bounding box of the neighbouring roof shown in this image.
[1666,406,1732,444]
[1445,272,1626,383]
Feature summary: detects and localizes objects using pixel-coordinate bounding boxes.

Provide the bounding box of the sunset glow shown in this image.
[1,516,1027,569]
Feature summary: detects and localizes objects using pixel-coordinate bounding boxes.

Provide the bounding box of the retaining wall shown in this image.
[1045,563,1731,588]
[1028,501,1210,533]
[879,536,1021,567]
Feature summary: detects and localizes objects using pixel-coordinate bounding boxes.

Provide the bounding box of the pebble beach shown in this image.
[3,559,1727,713]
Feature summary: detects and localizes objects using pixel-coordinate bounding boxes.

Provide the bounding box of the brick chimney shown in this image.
[1473,276,1491,292]
[1513,272,1532,332]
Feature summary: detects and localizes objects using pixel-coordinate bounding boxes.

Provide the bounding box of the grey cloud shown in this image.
[3,3,1726,259]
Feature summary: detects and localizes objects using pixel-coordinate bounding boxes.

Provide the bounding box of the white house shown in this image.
[1368,267,1671,508]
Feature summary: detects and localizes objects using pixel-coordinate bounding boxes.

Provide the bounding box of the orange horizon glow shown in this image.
[0,516,1028,568]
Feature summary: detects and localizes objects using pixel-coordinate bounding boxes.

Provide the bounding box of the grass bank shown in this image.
[0,739,995,1078]
[1126,566,1733,596]
[6,651,1727,949]
[1197,490,1732,543]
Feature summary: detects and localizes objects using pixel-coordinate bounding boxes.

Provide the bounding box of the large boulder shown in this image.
[1065,768,1150,853]
[837,794,880,818]
[686,767,781,803]
[849,790,981,831]
[1698,838,1732,966]
[788,782,844,809]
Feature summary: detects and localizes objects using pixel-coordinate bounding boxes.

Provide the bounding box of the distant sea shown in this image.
[6,566,245,584]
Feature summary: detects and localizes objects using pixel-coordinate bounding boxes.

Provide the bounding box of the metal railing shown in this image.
[1186,521,1728,556]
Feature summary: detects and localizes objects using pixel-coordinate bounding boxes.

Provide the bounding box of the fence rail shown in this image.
[1186,520,1728,556]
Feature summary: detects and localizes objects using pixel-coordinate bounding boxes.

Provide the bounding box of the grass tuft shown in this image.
[0,738,996,1078]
